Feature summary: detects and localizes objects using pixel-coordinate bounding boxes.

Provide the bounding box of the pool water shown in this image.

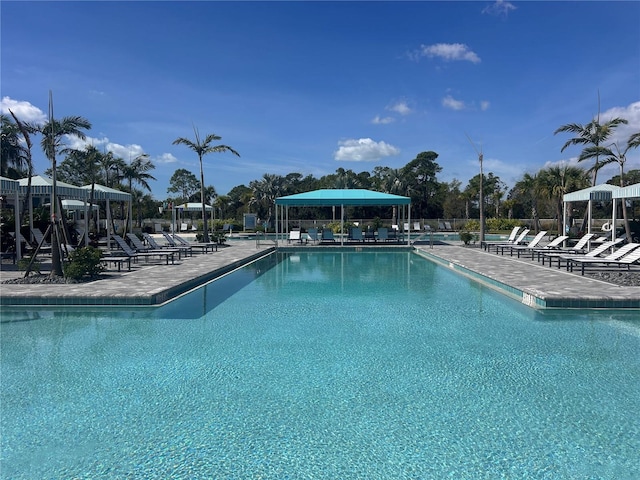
[2,251,639,479]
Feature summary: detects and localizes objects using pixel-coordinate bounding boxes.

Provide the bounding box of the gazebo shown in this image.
[174,203,214,234]
[81,183,132,248]
[563,184,620,240]
[275,189,412,245]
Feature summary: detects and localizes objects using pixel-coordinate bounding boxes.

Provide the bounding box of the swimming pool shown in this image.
[2,250,639,478]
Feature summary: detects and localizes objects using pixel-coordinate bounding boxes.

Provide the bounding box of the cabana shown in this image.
[1,176,21,260]
[563,184,620,240]
[174,202,214,234]
[275,189,412,246]
[18,175,89,245]
[81,184,132,248]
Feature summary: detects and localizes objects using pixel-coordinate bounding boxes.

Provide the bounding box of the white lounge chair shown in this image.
[486,228,530,253]
[500,231,548,257]
[481,226,521,251]
[566,243,640,275]
[536,233,595,264]
[544,240,622,269]
[288,229,306,244]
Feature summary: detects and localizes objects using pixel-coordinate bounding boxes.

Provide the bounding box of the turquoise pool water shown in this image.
[2,251,639,479]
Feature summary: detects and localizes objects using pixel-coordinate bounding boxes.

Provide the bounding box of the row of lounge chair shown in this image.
[288,227,407,244]
[483,226,640,275]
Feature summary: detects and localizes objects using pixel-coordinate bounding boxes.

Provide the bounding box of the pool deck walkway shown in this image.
[1,240,639,309]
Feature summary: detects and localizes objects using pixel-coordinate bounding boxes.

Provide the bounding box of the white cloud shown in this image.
[442,95,466,111]
[371,115,395,125]
[1,96,47,124]
[414,43,481,64]
[480,100,490,111]
[333,138,400,162]
[388,100,411,115]
[482,0,517,17]
[600,101,640,148]
[156,153,178,164]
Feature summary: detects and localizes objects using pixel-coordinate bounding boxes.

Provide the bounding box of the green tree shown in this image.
[250,174,287,228]
[173,127,239,242]
[1,114,28,178]
[401,151,442,218]
[121,154,155,193]
[168,168,200,202]
[538,165,589,236]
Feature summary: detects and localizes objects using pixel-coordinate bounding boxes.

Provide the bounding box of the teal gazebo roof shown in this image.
[276,189,411,206]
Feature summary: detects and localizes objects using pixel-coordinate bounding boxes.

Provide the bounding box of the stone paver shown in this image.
[0,241,275,306]
[415,243,640,309]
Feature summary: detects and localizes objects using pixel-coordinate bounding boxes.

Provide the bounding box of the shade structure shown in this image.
[563,184,621,240]
[276,188,411,206]
[612,182,640,200]
[45,199,99,210]
[18,175,87,199]
[81,184,132,202]
[1,176,19,194]
[275,189,412,246]
[176,202,214,211]
[563,183,620,202]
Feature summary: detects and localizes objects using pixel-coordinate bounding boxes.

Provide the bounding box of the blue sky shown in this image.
[2,1,639,199]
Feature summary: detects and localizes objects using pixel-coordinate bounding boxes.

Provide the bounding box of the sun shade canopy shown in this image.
[276,189,411,206]
[563,184,620,202]
[612,182,640,199]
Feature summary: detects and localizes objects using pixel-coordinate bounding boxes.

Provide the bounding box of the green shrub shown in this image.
[459,231,476,245]
[63,246,105,280]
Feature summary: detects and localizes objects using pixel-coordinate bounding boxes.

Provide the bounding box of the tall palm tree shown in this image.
[173,127,239,242]
[583,130,640,240]
[120,154,155,235]
[554,98,627,186]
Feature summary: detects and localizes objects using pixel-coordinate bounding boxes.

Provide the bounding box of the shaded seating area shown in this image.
[274,189,412,246]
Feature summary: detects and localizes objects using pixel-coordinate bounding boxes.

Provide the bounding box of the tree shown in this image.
[555,114,627,186]
[168,168,200,202]
[401,151,442,218]
[250,174,287,228]
[5,111,35,227]
[173,127,239,242]
[1,114,29,178]
[538,165,589,235]
[121,154,155,193]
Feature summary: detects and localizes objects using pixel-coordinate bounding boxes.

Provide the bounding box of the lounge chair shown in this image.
[413,222,421,232]
[288,229,306,244]
[111,234,176,265]
[535,233,595,264]
[377,227,389,242]
[486,228,530,253]
[307,228,319,244]
[321,228,336,243]
[438,222,446,231]
[543,240,622,269]
[521,235,569,259]
[499,231,548,257]
[140,232,186,258]
[163,232,215,254]
[349,227,364,243]
[481,226,521,251]
[31,227,52,251]
[444,221,453,231]
[565,243,640,275]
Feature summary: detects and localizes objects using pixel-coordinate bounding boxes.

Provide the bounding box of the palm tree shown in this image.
[584,130,640,240]
[5,111,35,227]
[249,174,286,228]
[173,127,239,242]
[120,154,155,235]
[1,114,28,178]
[538,165,589,235]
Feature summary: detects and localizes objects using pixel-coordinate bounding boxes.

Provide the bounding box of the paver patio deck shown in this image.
[1,240,638,309]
